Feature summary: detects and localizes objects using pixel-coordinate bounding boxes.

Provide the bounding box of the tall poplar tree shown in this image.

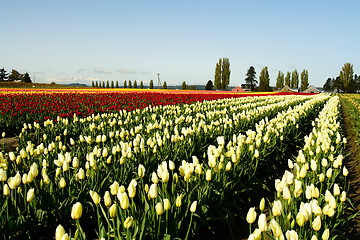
[128,80,132,88]
[124,80,127,88]
[258,66,271,92]
[134,80,137,88]
[285,72,291,86]
[276,71,284,90]
[140,81,144,89]
[339,63,354,92]
[149,80,154,89]
[300,69,309,91]
[291,70,299,88]
[214,58,231,90]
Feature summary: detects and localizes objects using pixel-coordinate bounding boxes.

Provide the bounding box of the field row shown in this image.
[0,90,313,134]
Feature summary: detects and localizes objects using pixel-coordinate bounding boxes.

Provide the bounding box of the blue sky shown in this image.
[1,0,359,87]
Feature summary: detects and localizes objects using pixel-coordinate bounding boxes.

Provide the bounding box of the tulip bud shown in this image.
[246,207,257,224]
[110,181,119,195]
[225,162,232,171]
[9,152,16,161]
[156,202,164,215]
[311,235,318,240]
[90,190,101,205]
[72,157,79,168]
[71,202,83,219]
[149,183,158,199]
[3,183,10,195]
[322,228,330,240]
[117,192,129,210]
[340,191,346,202]
[128,184,136,199]
[272,200,282,217]
[109,204,117,218]
[269,219,282,237]
[138,164,145,178]
[169,160,175,171]
[258,213,267,232]
[55,224,66,240]
[299,166,307,178]
[124,216,134,229]
[333,183,340,196]
[296,212,305,227]
[190,200,197,213]
[326,168,332,178]
[206,169,212,181]
[163,198,171,211]
[319,173,325,182]
[343,166,349,177]
[283,186,291,200]
[26,188,35,202]
[176,195,182,207]
[0,169,7,182]
[312,215,321,231]
[59,177,66,188]
[259,198,265,211]
[104,191,112,207]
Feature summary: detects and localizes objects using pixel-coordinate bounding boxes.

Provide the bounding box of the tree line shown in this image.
[92,80,170,89]
[323,63,360,93]
[212,58,310,91]
[0,68,32,83]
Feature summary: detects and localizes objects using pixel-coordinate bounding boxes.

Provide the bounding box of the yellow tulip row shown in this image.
[246,96,348,240]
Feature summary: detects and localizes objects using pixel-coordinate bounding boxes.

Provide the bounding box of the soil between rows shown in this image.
[340,98,360,239]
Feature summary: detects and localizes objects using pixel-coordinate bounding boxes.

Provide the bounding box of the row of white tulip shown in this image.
[246,96,348,240]
[0,94,328,239]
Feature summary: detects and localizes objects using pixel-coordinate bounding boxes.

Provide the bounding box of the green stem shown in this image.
[185,213,193,240]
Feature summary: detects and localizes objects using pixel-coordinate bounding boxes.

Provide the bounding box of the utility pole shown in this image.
[157,73,161,89]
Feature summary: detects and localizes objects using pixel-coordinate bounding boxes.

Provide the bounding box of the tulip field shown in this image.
[0,88,353,240]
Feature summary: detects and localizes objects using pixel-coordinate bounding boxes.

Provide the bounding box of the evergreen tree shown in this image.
[92,81,95,87]
[205,80,214,90]
[291,70,299,88]
[128,80,132,88]
[300,69,309,91]
[124,80,127,88]
[106,80,110,88]
[95,81,99,87]
[276,71,284,90]
[149,80,154,89]
[9,69,22,81]
[140,81,144,89]
[22,73,32,83]
[182,81,187,90]
[339,63,354,92]
[323,78,333,91]
[285,72,291,86]
[163,81,167,89]
[116,81,119,88]
[0,68,9,81]
[258,66,271,92]
[133,80,137,88]
[245,66,257,91]
[102,81,105,88]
